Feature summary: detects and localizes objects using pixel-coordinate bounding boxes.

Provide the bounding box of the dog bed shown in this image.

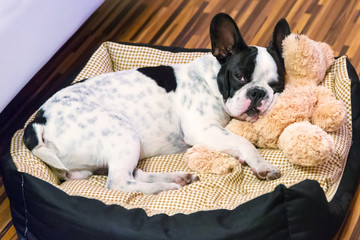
[1,42,360,240]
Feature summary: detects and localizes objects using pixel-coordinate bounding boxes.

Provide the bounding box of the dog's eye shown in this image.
[234,74,245,84]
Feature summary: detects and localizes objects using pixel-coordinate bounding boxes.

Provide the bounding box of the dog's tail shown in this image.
[23,121,68,173]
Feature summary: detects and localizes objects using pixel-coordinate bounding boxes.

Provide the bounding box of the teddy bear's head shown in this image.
[282,34,334,87]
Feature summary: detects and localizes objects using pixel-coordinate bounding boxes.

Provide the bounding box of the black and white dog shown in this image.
[24,14,290,194]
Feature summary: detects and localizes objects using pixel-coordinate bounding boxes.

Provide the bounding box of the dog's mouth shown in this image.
[236,100,265,122]
[237,108,261,123]
[246,106,260,117]
[235,94,278,123]
[224,91,279,123]
[226,101,264,123]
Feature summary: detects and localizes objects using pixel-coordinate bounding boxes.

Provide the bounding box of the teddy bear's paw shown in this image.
[184,145,238,174]
[312,100,347,132]
[211,157,239,174]
[252,163,281,180]
[279,122,335,166]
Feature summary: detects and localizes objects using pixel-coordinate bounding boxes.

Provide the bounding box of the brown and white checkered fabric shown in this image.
[11,42,352,216]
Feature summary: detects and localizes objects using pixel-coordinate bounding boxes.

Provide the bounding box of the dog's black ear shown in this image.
[210,13,248,63]
[268,18,291,60]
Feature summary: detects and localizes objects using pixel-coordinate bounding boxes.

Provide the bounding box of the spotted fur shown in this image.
[23,14,290,194]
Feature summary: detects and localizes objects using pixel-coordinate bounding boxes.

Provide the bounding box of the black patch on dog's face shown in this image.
[266,49,285,94]
[266,18,290,94]
[137,65,177,92]
[216,47,258,99]
[210,13,290,100]
[210,13,257,100]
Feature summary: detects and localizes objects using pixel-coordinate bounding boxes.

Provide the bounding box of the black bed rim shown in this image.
[1,43,359,240]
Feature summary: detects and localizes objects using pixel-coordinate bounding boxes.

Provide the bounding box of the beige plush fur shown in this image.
[184,145,239,174]
[185,34,347,173]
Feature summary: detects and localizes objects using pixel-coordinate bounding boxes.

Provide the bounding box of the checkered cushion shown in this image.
[10,42,352,216]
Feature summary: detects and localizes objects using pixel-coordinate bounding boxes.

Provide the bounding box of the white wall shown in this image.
[0,0,105,112]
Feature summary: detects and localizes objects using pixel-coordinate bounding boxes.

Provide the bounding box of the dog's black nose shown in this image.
[247,88,266,101]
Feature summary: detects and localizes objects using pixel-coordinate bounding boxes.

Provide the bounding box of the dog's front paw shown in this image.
[252,163,281,180]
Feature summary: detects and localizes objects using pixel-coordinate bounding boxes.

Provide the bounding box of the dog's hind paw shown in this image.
[175,173,199,186]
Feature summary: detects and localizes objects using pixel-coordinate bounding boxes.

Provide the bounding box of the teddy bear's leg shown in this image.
[312,86,346,132]
[278,122,335,166]
[184,145,239,174]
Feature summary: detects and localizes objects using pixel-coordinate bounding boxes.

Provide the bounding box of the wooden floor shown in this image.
[1,0,360,239]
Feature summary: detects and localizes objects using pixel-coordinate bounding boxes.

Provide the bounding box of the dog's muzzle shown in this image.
[247,87,266,103]
[224,87,273,123]
[245,87,267,115]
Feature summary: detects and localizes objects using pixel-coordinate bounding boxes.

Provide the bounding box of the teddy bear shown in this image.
[185,34,347,174]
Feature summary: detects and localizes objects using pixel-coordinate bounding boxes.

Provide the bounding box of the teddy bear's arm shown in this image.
[184,145,239,174]
[278,121,335,166]
[312,86,346,132]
